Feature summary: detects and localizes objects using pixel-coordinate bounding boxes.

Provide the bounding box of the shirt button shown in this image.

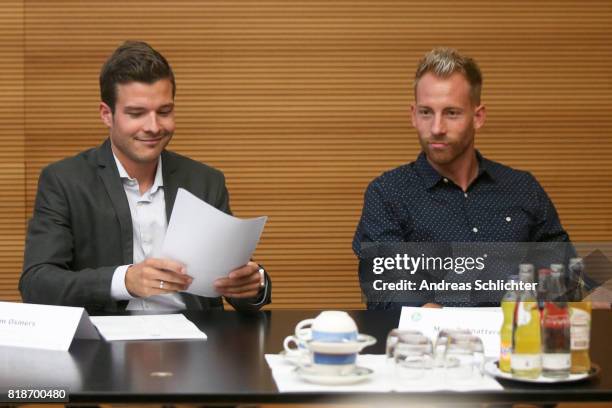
[464,193,468,198]
[506,217,511,222]
[443,178,449,183]
[472,227,478,233]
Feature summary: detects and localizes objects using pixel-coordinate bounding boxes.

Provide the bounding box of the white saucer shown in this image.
[307,334,377,354]
[296,364,374,385]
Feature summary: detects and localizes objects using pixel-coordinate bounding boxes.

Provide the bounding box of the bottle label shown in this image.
[570,308,591,350]
[543,353,571,370]
[570,307,590,325]
[511,354,541,370]
[543,314,570,329]
[500,343,512,360]
[571,325,590,350]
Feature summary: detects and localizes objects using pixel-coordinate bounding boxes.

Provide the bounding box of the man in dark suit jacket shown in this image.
[19,41,271,313]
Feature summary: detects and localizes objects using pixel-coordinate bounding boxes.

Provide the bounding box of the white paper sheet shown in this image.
[90,314,207,341]
[265,354,502,392]
[398,307,503,358]
[160,188,267,297]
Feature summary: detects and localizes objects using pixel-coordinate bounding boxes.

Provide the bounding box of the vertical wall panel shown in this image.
[0,1,24,302]
[9,0,612,307]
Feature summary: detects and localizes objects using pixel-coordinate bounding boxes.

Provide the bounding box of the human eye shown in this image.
[125,110,144,118]
[158,108,174,117]
[446,109,462,118]
[418,108,432,117]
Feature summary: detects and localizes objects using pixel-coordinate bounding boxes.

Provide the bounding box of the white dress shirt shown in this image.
[109,154,186,311]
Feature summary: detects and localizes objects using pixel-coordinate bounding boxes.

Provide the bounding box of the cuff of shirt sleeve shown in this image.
[111,265,136,301]
[251,273,270,306]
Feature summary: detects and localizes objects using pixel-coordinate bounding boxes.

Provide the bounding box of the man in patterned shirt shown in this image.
[353,48,574,309]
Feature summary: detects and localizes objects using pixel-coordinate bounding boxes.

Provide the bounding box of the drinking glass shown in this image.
[386,329,423,366]
[470,335,485,378]
[434,328,471,368]
[393,332,433,381]
[444,332,484,381]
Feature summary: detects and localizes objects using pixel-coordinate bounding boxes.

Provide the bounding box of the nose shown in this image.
[431,113,446,136]
[143,112,160,134]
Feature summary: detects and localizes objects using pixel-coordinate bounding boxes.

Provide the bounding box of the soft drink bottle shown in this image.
[512,264,541,379]
[500,274,519,373]
[541,264,571,378]
[568,258,592,374]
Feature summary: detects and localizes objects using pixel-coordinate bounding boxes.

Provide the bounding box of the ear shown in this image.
[99,102,113,128]
[473,104,486,130]
[410,104,417,128]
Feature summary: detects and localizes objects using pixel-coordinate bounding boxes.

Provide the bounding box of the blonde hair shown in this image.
[414,47,482,105]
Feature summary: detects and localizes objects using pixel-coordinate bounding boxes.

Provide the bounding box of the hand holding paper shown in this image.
[160,188,267,298]
[214,261,263,298]
[125,258,192,297]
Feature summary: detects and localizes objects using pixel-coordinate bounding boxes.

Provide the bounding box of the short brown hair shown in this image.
[414,47,482,105]
[100,41,176,112]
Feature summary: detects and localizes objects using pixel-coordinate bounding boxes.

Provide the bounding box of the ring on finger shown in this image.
[159,280,165,289]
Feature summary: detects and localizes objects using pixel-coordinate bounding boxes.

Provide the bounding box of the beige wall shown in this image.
[2,0,611,308]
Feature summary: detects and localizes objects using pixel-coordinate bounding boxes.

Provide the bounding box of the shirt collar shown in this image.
[112,153,164,194]
[476,151,496,182]
[415,150,495,189]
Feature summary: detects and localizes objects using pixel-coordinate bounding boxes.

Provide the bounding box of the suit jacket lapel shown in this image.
[96,139,134,264]
[162,150,179,222]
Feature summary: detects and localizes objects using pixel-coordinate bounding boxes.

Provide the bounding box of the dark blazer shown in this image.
[20,139,271,313]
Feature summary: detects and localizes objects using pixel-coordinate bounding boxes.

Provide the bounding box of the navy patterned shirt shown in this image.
[353,151,572,308]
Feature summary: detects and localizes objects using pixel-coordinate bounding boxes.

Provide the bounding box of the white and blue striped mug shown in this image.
[284,311,376,375]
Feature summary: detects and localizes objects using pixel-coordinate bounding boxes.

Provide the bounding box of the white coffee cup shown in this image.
[283,311,356,361]
[297,311,358,342]
[283,311,376,375]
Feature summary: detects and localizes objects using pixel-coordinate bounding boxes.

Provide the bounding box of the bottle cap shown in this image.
[569,257,584,271]
[550,263,564,277]
[518,264,534,282]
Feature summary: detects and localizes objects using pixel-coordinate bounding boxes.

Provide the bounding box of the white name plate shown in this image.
[399,306,503,358]
[0,302,99,350]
